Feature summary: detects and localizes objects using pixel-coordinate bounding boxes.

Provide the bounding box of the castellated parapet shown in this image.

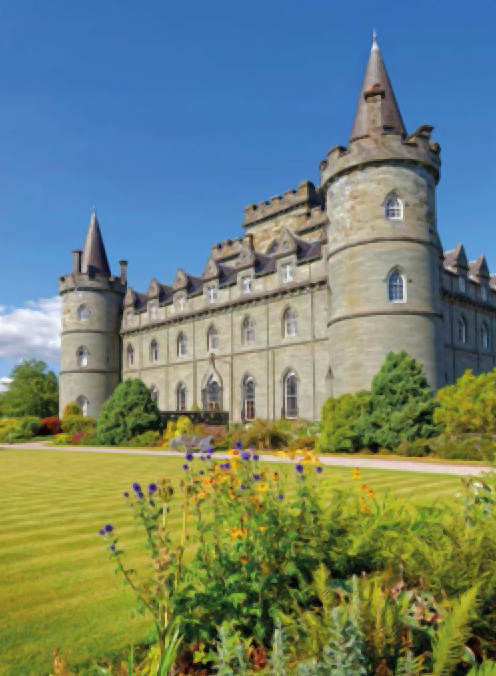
[242,181,323,227]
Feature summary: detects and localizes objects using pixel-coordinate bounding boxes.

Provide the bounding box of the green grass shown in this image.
[0,449,470,676]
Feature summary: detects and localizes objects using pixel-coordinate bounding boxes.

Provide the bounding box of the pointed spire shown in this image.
[349,33,406,143]
[80,207,111,276]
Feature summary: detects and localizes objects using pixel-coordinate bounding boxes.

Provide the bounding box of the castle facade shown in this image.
[58,37,496,421]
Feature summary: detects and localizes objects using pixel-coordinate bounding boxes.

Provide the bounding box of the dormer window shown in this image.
[208,286,217,303]
[176,296,186,312]
[459,277,466,293]
[481,287,488,301]
[242,276,252,294]
[282,264,293,284]
[385,196,403,220]
[149,304,157,320]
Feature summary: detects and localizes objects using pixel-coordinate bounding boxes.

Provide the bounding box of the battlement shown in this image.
[320,126,441,189]
[242,181,323,227]
[58,271,127,296]
[211,234,254,261]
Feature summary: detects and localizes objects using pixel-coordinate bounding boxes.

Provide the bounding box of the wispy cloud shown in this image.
[0,297,61,362]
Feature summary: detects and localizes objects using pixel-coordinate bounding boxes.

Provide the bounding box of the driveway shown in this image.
[4,441,494,476]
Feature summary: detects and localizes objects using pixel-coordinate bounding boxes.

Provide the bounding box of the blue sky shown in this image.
[0,0,494,384]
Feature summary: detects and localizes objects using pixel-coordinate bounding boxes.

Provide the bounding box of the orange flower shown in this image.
[360,484,368,491]
[257,482,268,492]
[239,556,249,563]
[272,472,279,481]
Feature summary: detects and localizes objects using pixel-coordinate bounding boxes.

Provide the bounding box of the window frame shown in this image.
[284,371,298,419]
[458,316,467,344]
[207,286,218,304]
[76,395,89,416]
[77,305,89,321]
[481,286,488,302]
[241,276,252,295]
[385,196,404,220]
[150,339,159,363]
[241,316,255,345]
[387,269,406,303]
[149,385,159,405]
[459,277,466,294]
[481,322,489,350]
[77,346,89,368]
[176,383,187,412]
[177,332,187,357]
[243,376,255,421]
[283,307,298,338]
[127,344,134,367]
[207,325,219,352]
[281,263,294,284]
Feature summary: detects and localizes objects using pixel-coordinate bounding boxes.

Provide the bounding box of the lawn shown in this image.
[0,449,467,676]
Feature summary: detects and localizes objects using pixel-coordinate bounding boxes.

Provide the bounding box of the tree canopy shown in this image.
[0,359,58,418]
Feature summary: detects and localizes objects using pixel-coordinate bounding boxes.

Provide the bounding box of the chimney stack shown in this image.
[72,250,82,273]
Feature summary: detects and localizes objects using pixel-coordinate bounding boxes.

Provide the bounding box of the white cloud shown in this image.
[0,296,61,361]
[0,377,12,393]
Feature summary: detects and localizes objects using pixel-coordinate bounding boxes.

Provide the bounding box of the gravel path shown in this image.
[4,441,493,476]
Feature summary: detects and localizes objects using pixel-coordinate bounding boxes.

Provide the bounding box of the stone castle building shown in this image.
[58,36,496,421]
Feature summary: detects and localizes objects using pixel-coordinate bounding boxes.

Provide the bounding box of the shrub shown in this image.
[429,434,495,462]
[358,350,441,451]
[434,369,496,436]
[397,437,434,457]
[0,416,40,442]
[96,378,162,446]
[226,418,290,449]
[38,416,62,436]
[125,430,162,447]
[318,390,370,453]
[63,402,82,417]
[62,415,97,437]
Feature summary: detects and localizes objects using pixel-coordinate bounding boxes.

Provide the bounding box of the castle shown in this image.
[58,36,496,422]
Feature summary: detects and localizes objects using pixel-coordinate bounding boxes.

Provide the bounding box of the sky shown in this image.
[0,0,494,387]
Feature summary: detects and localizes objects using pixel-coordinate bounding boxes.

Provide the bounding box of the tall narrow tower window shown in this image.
[283,308,298,338]
[77,347,89,368]
[458,316,467,344]
[76,395,89,416]
[284,372,298,419]
[241,316,255,345]
[481,322,489,349]
[481,287,488,301]
[387,270,405,302]
[150,339,159,363]
[459,277,466,293]
[127,344,134,367]
[77,305,89,321]
[385,197,403,220]
[207,325,219,351]
[176,383,187,411]
[177,332,187,357]
[243,376,255,421]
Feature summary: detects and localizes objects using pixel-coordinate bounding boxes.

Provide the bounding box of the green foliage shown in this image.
[0,416,40,442]
[96,378,162,445]
[318,391,371,454]
[226,418,290,449]
[358,351,441,451]
[434,369,496,436]
[0,359,58,418]
[62,415,97,437]
[125,430,162,447]
[63,402,82,417]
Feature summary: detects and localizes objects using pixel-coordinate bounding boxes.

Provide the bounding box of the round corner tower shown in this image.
[320,35,444,398]
[58,209,127,418]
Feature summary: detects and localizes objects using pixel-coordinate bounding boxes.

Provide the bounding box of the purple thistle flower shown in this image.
[199,470,204,476]
[98,529,105,536]
[148,483,157,495]
[137,491,144,499]
[206,446,215,453]
[316,466,323,474]
[182,464,189,470]
[200,455,205,461]
[104,524,113,533]
[278,494,284,501]
[295,464,304,474]
[109,544,116,552]
[253,474,260,481]
[241,451,251,461]
[233,441,243,450]
[186,452,194,461]
[240,484,247,490]
[206,454,212,460]
[223,462,231,470]
[123,492,129,498]
[166,506,170,513]
[253,454,259,461]
[132,482,141,493]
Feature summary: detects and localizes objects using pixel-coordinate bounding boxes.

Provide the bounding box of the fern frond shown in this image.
[465,660,496,676]
[394,649,428,676]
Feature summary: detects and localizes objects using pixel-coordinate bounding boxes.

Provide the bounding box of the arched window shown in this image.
[243,376,255,421]
[284,372,298,419]
[149,385,159,404]
[77,305,89,321]
[127,344,134,367]
[150,339,159,363]
[388,270,405,302]
[385,196,403,220]
[176,383,187,411]
[76,395,89,416]
[481,322,489,349]
[77,346,89,368]
[204,376,221,411]
[241,316,255,345]
[283,307,298,338]
[177,332,187,357]
[207,325,219,352]
[458,316,467,344]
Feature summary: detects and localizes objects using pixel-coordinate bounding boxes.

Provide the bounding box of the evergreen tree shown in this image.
[0,359,58,418]
[96,378,162,445]
[358,351,440,451]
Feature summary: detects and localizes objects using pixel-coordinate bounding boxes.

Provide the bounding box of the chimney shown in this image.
[72,250,82,273]
[119,260,128,284]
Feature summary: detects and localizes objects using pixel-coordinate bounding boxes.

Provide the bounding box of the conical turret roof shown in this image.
[80,208,111,276]
[350,33,406,143]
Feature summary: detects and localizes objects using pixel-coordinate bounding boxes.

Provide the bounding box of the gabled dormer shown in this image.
[469,255,490,282]
[173,268,188,291]
[147,277,160,299]
[234,245,257,270]
[203,257,220,281]
[443,244,468,273]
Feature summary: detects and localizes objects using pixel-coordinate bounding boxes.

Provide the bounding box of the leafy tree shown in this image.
[318,390,371,453]
[434,368,496,436]
[0,359,58,418]
[357,350,440,451]
[96,378,162,445]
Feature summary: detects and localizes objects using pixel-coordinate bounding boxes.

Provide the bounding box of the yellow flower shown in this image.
[360,484,368,491]
[257,482,268,492]
[367,489,375,498]
[187,513,194,520]
[272,473,279,481]
[275,450,287,458]
[258,526,266,532]
[229,528,245,539]
[230,448,240,457]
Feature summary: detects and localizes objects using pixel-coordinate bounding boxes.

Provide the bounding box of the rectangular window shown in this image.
[459,277,466,293]
[481,287,488,301]
[242,276,252,294]
[208,287,217,303]
[282,264,293,283]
